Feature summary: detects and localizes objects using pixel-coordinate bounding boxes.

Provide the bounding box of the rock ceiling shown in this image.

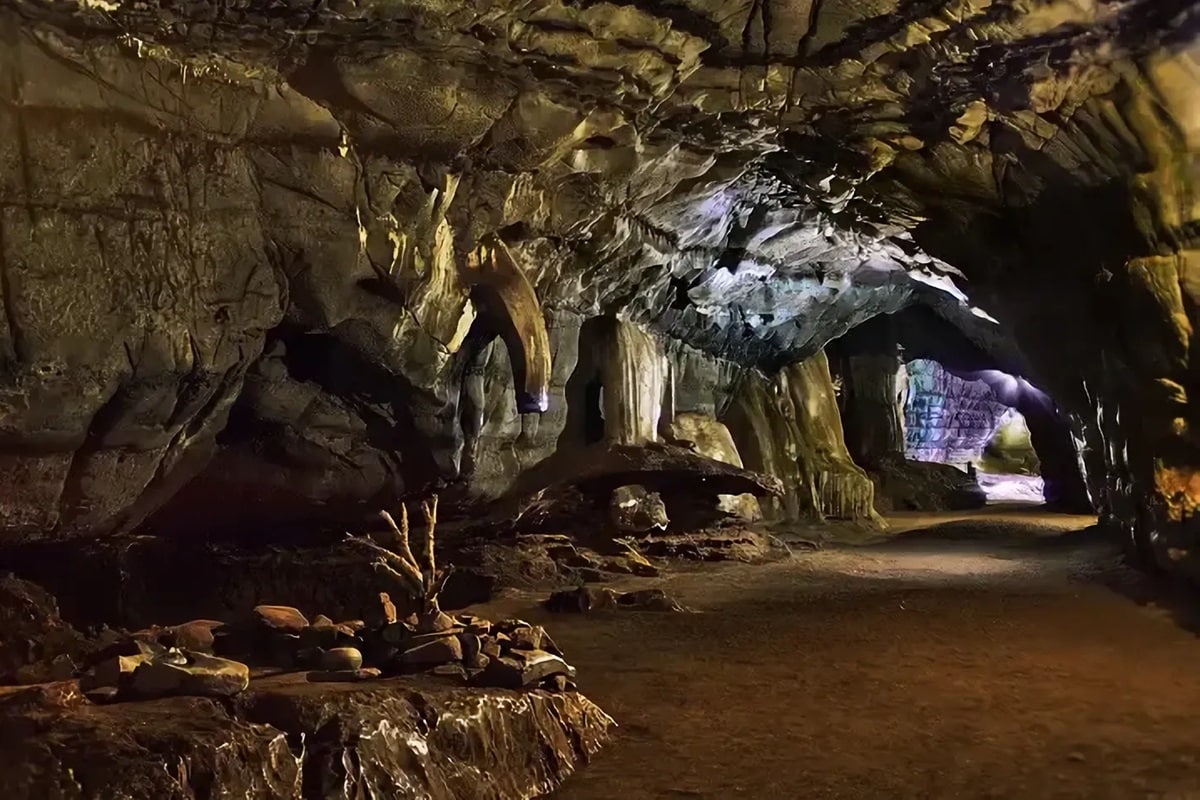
[0,0,1197,543]
[10,0,1194,369]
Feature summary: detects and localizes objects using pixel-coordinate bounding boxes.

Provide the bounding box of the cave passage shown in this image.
[902,358,1046,505]
[1,0,1198,796]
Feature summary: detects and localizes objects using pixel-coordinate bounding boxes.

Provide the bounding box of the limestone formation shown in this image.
[725,351,881,523]
[0,2,1193,570]
[903,359,1015,467]
[667,412,762,521]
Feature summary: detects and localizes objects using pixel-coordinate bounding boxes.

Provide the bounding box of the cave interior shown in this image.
[0,0,1197,796]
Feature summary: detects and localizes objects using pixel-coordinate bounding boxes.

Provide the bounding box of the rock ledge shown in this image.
[0,674,614,799]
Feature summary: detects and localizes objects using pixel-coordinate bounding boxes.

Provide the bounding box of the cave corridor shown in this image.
[0,0,1198,797]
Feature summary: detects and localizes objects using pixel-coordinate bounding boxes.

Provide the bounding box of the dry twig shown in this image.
[346,494,449,623]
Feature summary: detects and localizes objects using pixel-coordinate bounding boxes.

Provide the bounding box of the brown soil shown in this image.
[473,509,1200,800]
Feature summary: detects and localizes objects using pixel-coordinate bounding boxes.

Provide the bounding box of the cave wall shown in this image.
[725,351,880,523]
[0,0,1194,565]
[838,354,906,468]
[903,359,1013,467]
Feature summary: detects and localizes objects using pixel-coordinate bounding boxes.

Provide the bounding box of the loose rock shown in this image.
[164,620,224,653]
[129,653,250,699]
[253,605,309,633]
[399,636,463,668]
[475,650,576,690]
[319,647,363,671]
[544,587,620,613]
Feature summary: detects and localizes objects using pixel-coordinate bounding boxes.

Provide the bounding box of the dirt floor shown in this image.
[473,508,1200,800]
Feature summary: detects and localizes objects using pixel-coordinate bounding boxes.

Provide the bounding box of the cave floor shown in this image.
[472,509,1200,800]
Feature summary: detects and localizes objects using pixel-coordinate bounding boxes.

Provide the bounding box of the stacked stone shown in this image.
[77,594,577,703]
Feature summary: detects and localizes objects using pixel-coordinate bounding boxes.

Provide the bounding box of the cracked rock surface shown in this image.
[0,0,1194,573]
[0,673,613,799]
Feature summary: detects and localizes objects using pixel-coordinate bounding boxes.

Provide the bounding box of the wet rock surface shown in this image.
[0,674,613,799]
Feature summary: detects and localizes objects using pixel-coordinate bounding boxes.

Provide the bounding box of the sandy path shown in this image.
[474,510,1200,800]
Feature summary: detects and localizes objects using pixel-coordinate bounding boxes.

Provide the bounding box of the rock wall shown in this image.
[725,352,880,524]
[838,354,907,468]
[0,0,1195,568]
[903,359,1013,466]
[983,410,1041,476]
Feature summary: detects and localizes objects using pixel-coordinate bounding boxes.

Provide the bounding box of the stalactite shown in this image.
[598,319,667,445]
[464,240,552,415]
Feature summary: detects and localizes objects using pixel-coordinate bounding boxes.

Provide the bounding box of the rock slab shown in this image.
[0,674,614,799]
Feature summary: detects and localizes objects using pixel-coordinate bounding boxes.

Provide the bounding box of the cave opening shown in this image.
[827,305,1090,514]
[901,358,1046,505]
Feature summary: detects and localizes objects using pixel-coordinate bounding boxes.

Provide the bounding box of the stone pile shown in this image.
[76,593,578,703]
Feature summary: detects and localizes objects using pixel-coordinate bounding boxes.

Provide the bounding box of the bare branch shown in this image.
[345,533,423,594]
[420,495,438,587]
[380,507,418,568]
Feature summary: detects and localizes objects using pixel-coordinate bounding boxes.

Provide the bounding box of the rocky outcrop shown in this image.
[666,412,761,521]
[0,675,613,799]
[725,351,880,523]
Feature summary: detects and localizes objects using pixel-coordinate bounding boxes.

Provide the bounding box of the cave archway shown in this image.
[902,357,1046,505]
[828,306,1092,512]
[560,316,611,451]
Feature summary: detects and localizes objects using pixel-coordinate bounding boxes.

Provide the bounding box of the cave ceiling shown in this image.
[8,0,1193,374]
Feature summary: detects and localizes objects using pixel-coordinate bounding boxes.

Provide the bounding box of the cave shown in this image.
[901,357,1048,504]
[0,0,1198,797]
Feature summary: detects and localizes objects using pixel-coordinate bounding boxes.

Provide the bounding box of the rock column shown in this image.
[840,353,906,468]
[598,319,667,445]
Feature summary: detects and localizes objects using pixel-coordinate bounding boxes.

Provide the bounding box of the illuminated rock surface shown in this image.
[903,359,1014,467]
[0,674,614,799]
[0,3,1195,564]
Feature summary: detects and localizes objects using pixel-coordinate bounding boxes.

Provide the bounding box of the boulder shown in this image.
[80,653,152,693]
[544,587,620,613]
[163,620,224,653]
[129,653,250,699]
[318,647,363,671]
[610,485,670,533]
[253,606,309,634]
[399,637,463,669]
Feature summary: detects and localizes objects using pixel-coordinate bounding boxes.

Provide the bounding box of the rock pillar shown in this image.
[840,353,906,468]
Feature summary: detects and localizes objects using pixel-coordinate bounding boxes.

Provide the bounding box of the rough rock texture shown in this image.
[839,353,908,467]
[0,575,91,684]
[666,412,761,521]
[829,307,1091,511]
[983,410,1041,475]
[0,0,1195,577]
[0,675,613,799]
[903,358,1013,466]
[870,456,989,513]
[725,351,880,522]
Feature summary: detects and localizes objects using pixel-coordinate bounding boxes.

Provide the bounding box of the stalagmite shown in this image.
[724,350,882,525]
